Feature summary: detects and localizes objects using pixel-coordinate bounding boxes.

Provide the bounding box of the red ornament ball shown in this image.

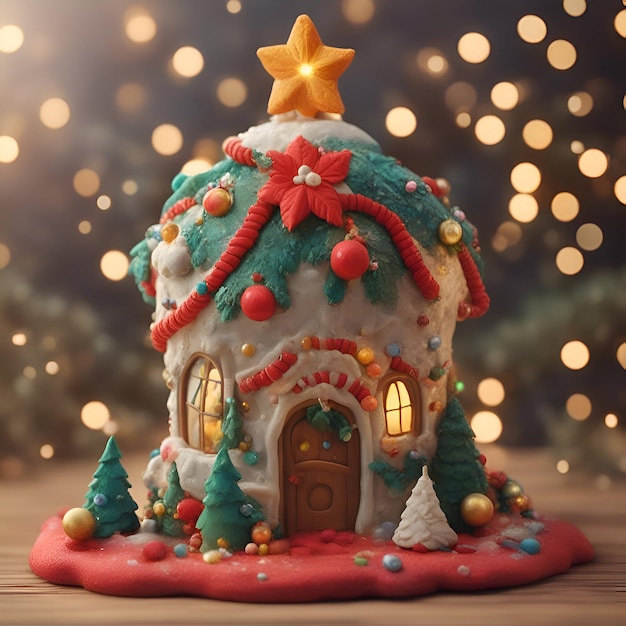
[240,285,277,321]
[421,176,443,197]
[143,540,169,562]
[202,187,232,216]
[176,497,204,523]
[330,239,370,280]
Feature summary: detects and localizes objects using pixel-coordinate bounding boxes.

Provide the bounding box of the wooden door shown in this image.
[281,403,360,535]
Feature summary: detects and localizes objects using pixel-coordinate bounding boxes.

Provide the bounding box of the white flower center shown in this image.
[293,164,321,186]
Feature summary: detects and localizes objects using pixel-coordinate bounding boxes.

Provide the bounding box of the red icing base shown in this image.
[29,514,593,603]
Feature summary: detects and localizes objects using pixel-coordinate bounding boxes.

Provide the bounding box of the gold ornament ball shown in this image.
[501,480,523,500]
[62,507,96,541]
[460,493,495,527]
[356,347,375,365]
[241,343,255,357]
[438,218,463,245]
[161,222,179,243]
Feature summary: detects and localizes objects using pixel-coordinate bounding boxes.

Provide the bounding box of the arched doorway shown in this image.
[280,402,360,536]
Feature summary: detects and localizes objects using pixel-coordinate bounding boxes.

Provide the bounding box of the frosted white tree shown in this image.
[392,465,458,550]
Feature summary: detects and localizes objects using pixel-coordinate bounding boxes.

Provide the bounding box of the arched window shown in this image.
[382,377,419,436]
[179,353,224,453]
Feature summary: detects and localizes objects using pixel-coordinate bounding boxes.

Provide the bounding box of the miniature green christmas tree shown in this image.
[220,397,244,450]
[160,462,187,537]
[196,445,264,552]
[429,398,488,534]
[83,436,140,538]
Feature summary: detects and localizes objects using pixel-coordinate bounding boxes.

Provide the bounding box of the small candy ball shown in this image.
[160,222,179,243]
[93,493,108,506]
[330,239,370,280]
[356,347,375,365]
[436,177,451,196]
[176,497,204,523]
[417,315,430,327]
[174,543,188,558]
[421,176,442,196]
[519,537,541,555]
[189,533,203,550]
[202,550,222,564]
[360,395,378,411]
[143,540,169,562]
[460,493,495,528]
[251,522,272,546]
[245,542,259,555]
[62,507,96,541]
[241,343,255,357]
[244,450,259,466]
[427,335,442,351]
[152,501,166,516]
[298,439,311,452]
[217,537,230,550]
[501,480,523,500]
[382,554,403,572]
[202,187,232,216]
[239,503,254,517]
[240,285,277,321]
[366,362,382,378]
[385,342,401,357]
[257,543,269,556]
[405,180,418,193]
[438,218,463,245]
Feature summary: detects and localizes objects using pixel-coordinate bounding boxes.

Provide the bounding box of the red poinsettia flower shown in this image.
[259,135,352,231]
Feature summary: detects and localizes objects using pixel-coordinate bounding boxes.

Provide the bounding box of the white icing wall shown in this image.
[144,236,469,533]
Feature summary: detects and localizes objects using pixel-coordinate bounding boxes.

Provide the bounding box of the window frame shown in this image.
[178,352,224,453]
[380,375,420,437]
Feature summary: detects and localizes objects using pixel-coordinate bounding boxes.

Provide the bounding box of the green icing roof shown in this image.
[129,137,484,319]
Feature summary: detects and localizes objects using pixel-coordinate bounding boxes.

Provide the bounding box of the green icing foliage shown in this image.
[429,398,488,534]
[305,405,353,442]
[83,437,140,538]
[220,398,245,450]
[160,462,186,537]
[130,136,487,316]
[369,451,427,495]
[128,239,155,305]
[196,446,264,551]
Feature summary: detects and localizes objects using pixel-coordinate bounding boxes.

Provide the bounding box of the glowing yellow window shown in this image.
[179,354,224,453]
[384,379,416,436]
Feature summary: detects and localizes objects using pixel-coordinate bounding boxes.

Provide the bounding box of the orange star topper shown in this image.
[257,14,355,117]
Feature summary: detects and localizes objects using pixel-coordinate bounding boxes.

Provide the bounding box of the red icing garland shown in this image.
[456,244,490,319]
[222,136,256,166]
[160,196,197,225]
[238,352,298,393]
[339,194,440,301]
[151,200,274,352]
[389,355,419,379]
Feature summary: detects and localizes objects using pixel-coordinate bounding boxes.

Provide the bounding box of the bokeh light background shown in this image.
[1,0,624,485]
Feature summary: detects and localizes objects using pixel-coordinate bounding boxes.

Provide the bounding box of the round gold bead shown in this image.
[438,218,463,245]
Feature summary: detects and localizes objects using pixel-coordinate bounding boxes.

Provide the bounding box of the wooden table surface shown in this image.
[1,445,624,626]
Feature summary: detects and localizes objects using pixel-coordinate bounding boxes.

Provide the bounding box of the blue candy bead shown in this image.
[519,538,541,555]
[382,554,403,572]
